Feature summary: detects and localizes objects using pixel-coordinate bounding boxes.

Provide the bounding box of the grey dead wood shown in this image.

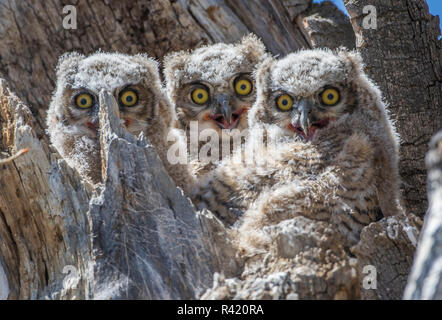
[201,216,362,300]
[404,131,442,299]
[0,78,93,299]
[201,214,421,300]
[178,0,312,55]
[91,91,214,299]
[352,214,422,300]
[301,0,356,49]
[0,81,214,299]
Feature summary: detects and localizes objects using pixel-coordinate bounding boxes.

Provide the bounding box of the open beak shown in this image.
[215,94,232,126]
[207,94,245,130]
[298,100,311,136]
[289,99,331,141]
[291,100,312,137]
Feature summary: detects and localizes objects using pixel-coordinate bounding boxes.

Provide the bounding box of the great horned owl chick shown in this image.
[47,52,192,188]
[163,34,269,176]
[195,49,403,247]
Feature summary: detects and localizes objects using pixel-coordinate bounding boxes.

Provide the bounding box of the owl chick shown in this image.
[163,34,269,176]
[47,52,192,188]
[195,49,402,246]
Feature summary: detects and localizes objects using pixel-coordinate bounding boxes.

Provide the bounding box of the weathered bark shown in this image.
[91,91,214,299]
[352,214,421,299]
[404,131,442,299]
[201,214,421,300]
[343,0,442,217]
[0,80,214,299]
[302,0,356,49]
[197,209,241,278]
[0,78,93,299]
[202,216,361,300]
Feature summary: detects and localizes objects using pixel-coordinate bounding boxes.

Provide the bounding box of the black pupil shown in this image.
[241,84,247,90]
[282,99,288,106]
[126,95,133,102]
[197,93,203,99]
[328,93,334,100]
[81,98,87,105]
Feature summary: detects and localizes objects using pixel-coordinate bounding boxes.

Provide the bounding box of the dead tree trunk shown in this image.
[0,0,439,300]
[0,80,215,299]
[343,0,442,217]
[404,131,442,299]
[0,79,93,299]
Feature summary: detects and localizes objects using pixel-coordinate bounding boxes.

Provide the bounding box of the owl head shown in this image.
[48,52,172,139]
[163,34,268,136]
[250,48,383,142]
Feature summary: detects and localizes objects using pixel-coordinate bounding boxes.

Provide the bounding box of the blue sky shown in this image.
[314,0,442,31]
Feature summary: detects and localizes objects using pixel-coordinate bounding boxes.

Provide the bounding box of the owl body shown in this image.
[163,34,269,177]
[194,49,402,250]
[47,52,193,188]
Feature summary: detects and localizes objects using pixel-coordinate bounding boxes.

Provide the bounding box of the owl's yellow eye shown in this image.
[120,89,138,107]
[276,94,293,111]
[191,88,209,105]
[75,93,94,109]
[234,78,252,96]
[321,88,340,106]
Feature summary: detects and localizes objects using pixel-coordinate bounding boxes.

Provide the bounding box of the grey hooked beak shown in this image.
[292,100,313,136]
[214,94,232,125]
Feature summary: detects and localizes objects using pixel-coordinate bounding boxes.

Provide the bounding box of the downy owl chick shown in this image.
[163,34,269,176]
[47,52,192,188]
[195,49,402,246]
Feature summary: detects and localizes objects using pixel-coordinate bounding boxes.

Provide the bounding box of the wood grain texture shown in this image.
[0,78,93,299]
[0,81,214,299]
[343,0,442,217]
[302,1,356,49]
[91,91,214,299]
[353,214,422,299]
